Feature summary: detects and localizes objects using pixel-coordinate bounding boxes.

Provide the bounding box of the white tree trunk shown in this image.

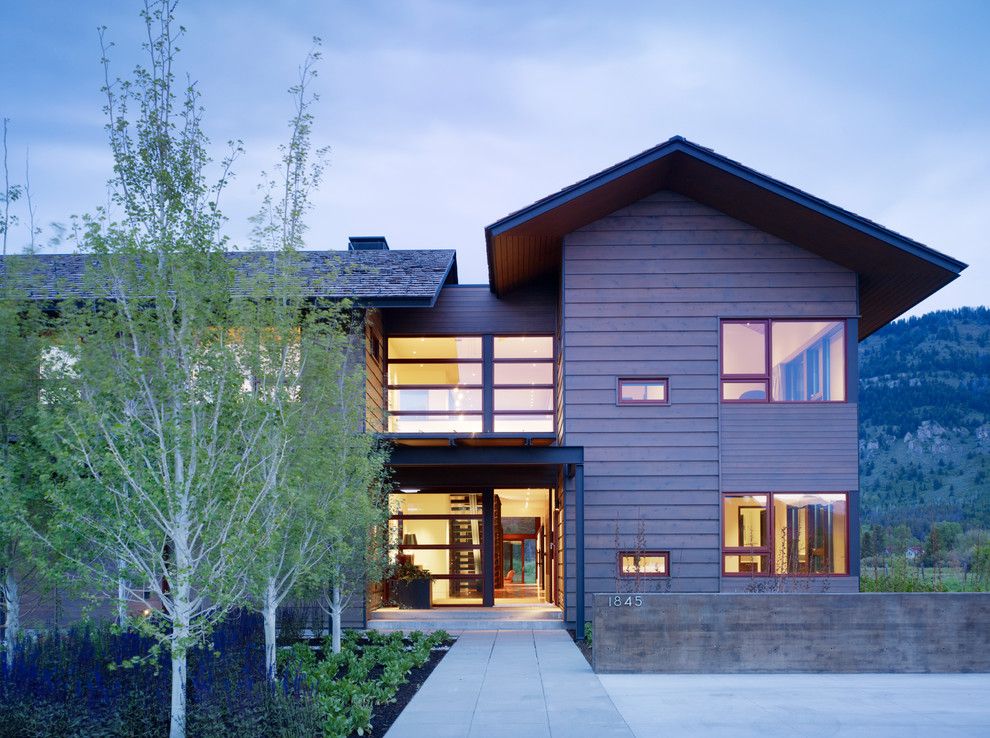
[262,581,278,681]
[117,564,128,626]
[169,639,188,738]
[3,570,19,666]
[330,584,342,654]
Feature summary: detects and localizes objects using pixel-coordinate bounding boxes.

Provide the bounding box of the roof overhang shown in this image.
[485,137,968,339]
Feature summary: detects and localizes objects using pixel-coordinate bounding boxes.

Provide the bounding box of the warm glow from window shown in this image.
[721,320,846,402]
[619,552,669,576]
[722,493,848,575]
[386,335,554,434]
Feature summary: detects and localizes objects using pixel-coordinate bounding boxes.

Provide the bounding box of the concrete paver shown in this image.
[385,630,632,738]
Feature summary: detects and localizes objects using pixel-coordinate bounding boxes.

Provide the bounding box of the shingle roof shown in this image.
[0,249,458,307]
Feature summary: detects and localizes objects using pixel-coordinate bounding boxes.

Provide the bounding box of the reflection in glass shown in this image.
[494,362,554,385]
[619,379,666,403]
[388,415,482,433]
[771,321,845,401]
[773,493,848,574]
[721,381,767,401]
[494,388,553,412]
[493,415,554,433]
[388,388,482,413]
[722,322,767,375]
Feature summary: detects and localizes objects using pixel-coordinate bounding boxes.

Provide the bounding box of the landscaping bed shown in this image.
[0,613,453,738]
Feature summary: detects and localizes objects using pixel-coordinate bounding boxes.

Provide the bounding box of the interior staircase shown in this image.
[448,494,480,598]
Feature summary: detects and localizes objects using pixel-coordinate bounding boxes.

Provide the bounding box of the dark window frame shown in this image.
[719,318,849,404]
[617,550,670,578]
[721,492,851,577]
[616,376,670,406]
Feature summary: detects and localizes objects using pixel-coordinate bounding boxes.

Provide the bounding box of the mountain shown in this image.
[858,307,990,536]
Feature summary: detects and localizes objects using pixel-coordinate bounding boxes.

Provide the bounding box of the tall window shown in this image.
[721,320,846,402]
[722,493,849,575]
[493,336,554,432]
[386,335,554,433]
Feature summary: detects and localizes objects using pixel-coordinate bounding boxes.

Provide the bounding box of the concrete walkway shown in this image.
[599,673,990,737]
[384,630,633,738]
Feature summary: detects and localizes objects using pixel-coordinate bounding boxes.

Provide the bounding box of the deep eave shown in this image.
[485,136,968,338]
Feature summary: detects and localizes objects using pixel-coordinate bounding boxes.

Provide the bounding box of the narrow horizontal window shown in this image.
[619,551,669,577]
[388,362,482,386]
[617,377,669,405]
[494,336,553,359]
[388,336,482,360]
[387,414,483,433]
[493,414,553,433]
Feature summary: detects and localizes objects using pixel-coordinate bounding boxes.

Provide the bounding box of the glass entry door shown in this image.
[390,492,485,605]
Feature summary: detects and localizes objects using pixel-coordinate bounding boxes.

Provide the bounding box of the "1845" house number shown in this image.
[609,595,643,607]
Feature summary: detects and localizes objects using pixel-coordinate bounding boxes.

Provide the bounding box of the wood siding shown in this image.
[365,309,385,433]
[383,282,557,336]
[562,190,860,620]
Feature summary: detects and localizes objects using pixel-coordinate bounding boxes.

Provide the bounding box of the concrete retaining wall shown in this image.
[592,592,990,673]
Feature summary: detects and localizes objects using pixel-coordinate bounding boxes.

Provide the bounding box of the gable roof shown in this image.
[485,136,968,339]
[0,248,458,308]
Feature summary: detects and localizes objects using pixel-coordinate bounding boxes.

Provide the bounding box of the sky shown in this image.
[1,0,988,314]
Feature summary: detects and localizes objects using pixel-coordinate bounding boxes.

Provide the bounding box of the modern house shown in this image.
[3,136,967,637]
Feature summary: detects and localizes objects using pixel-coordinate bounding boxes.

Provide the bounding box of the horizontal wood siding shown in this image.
[720,404,859,491]
[562,190,859,620]
[383,282,557,335]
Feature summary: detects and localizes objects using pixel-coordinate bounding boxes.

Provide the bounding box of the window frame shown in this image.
[616,376,670,406]
[719,318,849,404]
[385,333,556,434]
[721,491,851,577]
[617,550,670,578]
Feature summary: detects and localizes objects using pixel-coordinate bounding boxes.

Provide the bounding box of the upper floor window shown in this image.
[386,335,553,433]
[720,319,846,402]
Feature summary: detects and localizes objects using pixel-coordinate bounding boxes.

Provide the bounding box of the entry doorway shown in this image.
[388,488,555,608]
[494,489,552,606]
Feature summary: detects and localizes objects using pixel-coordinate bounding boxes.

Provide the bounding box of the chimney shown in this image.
[348,236,389,251]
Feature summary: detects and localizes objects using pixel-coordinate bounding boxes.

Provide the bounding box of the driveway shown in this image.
[599,672,990,737]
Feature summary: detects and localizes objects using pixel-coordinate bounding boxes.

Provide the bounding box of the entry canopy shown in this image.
[485,136,968,339]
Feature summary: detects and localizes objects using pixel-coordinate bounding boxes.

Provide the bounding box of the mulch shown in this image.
[355,644,451,738]
[567,628,594,667]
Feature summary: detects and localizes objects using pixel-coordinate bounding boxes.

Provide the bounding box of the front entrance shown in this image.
[389,489,555,607]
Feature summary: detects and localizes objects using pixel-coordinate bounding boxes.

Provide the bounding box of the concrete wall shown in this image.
[593,593,990,673]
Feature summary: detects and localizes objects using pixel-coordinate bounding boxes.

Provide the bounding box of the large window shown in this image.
[722,493,849,575]
[721,320,846,402]
[387,335,554,433]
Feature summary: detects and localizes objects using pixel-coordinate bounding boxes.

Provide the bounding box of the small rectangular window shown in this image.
[619,551,669,577]
[617,377,669,405]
